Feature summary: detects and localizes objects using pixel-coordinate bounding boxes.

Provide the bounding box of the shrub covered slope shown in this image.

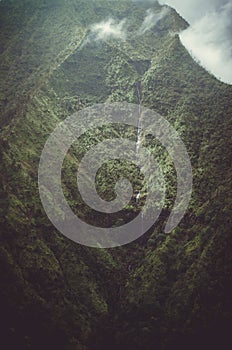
[0,1,231,349]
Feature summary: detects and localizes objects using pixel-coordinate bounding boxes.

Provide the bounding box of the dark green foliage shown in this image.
[0,0,231,349]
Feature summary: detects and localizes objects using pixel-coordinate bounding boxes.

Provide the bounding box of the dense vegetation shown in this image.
[0,1,231,349]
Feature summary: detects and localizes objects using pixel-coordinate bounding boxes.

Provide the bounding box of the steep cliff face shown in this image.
[0,1,231,349]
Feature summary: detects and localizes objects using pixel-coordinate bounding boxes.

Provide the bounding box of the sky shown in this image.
[159,0,230,22]
[159,0,232,84]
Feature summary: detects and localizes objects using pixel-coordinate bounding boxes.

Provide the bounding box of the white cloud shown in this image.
[138,7,170,34]
[159,0,229,23]
[91,18,127,41]
[180,2,232,84]
[159,0,232,84]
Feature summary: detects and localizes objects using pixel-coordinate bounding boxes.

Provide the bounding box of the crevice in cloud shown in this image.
[138,7,170,34]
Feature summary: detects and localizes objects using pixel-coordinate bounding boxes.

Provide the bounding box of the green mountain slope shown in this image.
[0,1,231,349]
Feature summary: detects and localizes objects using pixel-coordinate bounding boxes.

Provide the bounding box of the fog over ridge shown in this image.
[138,6,170,34]
[159,0,232,84]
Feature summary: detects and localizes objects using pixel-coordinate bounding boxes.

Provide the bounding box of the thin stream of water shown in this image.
[135,82,142,222]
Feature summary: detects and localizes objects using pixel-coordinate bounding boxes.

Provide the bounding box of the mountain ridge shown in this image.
[0,1,231,349]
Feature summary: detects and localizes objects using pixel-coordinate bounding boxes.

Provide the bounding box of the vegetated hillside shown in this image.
[0,1,231,349]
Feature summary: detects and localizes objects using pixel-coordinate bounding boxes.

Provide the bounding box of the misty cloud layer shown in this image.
[79,18,127,48]
[79,0,232,84]
[91,18,127,41]
[138,7,170,34]
[159,0,232,84]
[82,6,169,46]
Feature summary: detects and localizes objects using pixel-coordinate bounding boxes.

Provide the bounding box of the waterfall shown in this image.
[136,83,141,115]
[135,82,142,156]
[135,82,144,234]
[136,191,141,204]
[136,82,142,210]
